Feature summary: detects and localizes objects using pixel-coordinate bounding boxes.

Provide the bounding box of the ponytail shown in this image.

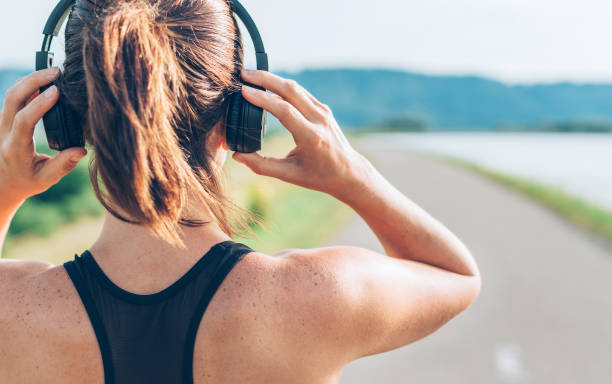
[83,1,200,245]
[60,0,252,246]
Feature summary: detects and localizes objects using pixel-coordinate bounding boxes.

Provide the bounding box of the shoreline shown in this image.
[442,156,612,245]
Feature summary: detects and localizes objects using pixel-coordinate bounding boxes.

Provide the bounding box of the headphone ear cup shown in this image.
[42,102,65,151]
[62,103,84,148]
[42,89,84,151]
[241,101,267,153]
[226,91,244,152]
[226,90,267,153]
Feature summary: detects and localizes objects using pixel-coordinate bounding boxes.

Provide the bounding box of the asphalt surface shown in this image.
[334,142,612,384]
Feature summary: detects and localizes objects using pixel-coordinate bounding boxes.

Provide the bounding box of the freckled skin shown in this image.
[0,252,348,384]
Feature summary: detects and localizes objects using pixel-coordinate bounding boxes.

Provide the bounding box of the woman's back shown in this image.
[1,242,349,383]
[1,214,479,384]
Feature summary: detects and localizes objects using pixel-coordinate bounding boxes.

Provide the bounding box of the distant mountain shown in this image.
[3,67,612,129]
[277,69,612,129]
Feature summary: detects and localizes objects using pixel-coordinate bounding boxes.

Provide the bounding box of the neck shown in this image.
[90,208,232,267]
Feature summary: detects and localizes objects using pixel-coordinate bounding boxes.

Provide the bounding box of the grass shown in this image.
[2,132,354,264]
[227,131,353,254]
[3,218,107,266]
[444,157,612,244]
[237,185,353,254]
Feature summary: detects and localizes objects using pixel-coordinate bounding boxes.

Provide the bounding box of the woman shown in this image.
[0,0,480,383]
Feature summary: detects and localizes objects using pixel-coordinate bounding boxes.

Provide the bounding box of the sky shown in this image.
[3,0,612,84]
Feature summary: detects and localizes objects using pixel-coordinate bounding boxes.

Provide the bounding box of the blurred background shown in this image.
[1,0,611,383]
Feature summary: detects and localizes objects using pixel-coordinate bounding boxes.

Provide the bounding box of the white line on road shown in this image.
[494,343,529,383]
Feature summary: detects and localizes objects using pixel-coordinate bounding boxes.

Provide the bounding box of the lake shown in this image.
[364,132,612,210]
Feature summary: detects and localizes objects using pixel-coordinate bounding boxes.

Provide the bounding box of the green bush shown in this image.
[9,201,64,237]
[31,163,91,204]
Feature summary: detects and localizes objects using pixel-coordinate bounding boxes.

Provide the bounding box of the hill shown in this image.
[278,69,612,129]
[3,67,612,129]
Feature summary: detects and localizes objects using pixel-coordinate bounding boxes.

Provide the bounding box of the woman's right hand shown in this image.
[233,70,372,198]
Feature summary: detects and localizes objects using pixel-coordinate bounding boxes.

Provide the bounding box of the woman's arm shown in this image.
[335,158,479,276]
[236,69,479,278]
[234,69,481,362]
[0,69,87,261]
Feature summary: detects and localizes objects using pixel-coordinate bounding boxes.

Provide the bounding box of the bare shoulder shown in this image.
[268,246,480,360]
[264,247,375,362]
[0,262,99,382]
[0,262,87,338]
[0,259,57,322]
[206,247,373,379]
[0,259,54,286]
[271,245,390,304]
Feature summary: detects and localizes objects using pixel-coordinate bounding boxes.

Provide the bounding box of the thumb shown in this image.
[38,147,87,183]
[232,152,286,178]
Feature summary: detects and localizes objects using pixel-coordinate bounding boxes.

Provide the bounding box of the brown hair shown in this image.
[59,0,249,245]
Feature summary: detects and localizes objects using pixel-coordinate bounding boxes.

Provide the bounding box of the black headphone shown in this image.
[36,0,269,153]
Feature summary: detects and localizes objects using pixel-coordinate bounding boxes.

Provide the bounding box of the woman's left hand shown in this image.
[0,68,87,207]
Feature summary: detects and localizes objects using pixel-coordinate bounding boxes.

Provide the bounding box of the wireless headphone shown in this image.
[36,0,269,153]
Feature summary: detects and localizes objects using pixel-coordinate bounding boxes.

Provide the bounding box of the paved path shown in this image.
[334,142,612,384]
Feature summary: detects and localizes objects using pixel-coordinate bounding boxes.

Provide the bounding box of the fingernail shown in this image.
[44,85,58,97]
[71,149,87,162]
[47,67,60,77]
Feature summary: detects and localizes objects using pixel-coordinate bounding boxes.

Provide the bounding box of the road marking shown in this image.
[494,343,528,383]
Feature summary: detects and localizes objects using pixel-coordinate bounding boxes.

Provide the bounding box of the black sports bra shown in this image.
[63,240,254,384]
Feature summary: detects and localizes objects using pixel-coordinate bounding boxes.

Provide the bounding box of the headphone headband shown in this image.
[231,1,268,70]
[36,0,269,153]
[37,0,269,71]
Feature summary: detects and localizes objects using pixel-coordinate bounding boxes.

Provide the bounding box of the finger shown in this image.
[301,88,331,114]
[2,68,60,122]
[241,70,325,122]
[25,90,40,106]
[232,152,290,179]
[241,86,312,141]
[11,86,59,144]
[36,147,87,185]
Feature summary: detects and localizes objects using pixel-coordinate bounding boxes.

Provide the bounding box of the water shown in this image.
[365,132,612,210]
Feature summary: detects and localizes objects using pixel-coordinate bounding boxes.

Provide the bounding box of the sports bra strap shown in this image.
[64,240,254,384]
